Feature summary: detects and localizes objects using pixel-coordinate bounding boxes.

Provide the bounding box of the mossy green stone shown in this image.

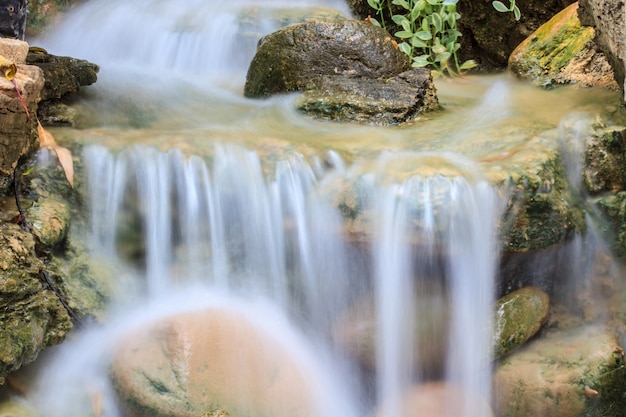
[509,3,595,88]
[492,286,550,359]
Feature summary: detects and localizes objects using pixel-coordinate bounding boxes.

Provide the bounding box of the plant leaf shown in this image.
[0,55,16,80]
[492,1,510,13]
[459,59,478,70]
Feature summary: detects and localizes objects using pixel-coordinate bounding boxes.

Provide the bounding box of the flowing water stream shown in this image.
[15,0,626,416]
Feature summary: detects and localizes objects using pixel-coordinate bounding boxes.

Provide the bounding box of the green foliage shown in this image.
[492,0,521,21]
[367,0,476,76]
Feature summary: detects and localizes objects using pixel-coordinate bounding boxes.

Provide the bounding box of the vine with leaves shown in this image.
[366,0,521,76]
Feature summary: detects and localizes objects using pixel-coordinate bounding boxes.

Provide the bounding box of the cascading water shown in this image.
[19,0,599,416]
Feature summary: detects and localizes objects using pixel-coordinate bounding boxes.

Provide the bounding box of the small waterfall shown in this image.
[74,144,505,417]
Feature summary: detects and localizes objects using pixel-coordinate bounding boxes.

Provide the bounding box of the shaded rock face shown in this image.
[493,325,626,417]
[509,3,617,90]
[578,0,626,100]
[244,20,410,98]
[110,308,322,417]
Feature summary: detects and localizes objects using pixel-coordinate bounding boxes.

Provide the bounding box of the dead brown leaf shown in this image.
[37,121,74,188]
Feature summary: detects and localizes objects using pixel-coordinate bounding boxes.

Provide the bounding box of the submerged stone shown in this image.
[110,308,322,417]
[493,325,626,417]
[375,382,494,417]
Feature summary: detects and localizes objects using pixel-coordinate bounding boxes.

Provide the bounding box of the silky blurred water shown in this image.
[20,1,625,417]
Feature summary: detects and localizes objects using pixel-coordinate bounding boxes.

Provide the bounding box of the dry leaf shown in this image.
[0,54,16,80]
[37,121,75,188]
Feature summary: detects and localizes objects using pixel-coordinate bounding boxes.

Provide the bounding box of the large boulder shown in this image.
[509,3,617,90]
[578,0,626,101]
[244,20,410,98]
[110,308,325,417]
[244,20,440,125]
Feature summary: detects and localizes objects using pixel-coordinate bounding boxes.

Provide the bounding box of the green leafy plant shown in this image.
[492,0,521,21]
[367,0,476,76]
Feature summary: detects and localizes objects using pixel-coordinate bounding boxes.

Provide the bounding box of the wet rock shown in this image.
[375,382,494,417]
[593,193,626,258]
[509,3,617,90]
[578,0,626,101]
[333,286,450,377]
[0,38,43,192]
[493,325,626,417]
[26,49,98,102]
[25,197,70,249]
[0,222,72,384]
[330,129,586,252]
[492,286,550,359]
[583,126,626,194]
[244,20,410,98]
[296,68,439,125]
[110,308,321,417]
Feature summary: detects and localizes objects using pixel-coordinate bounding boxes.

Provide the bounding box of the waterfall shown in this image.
[29,0,507,415]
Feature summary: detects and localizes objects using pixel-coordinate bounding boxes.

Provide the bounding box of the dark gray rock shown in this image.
[296,68,439,125]
[0,0,26,40]
[244,20,410,98]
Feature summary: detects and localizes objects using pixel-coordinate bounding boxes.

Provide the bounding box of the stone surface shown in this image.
[375,382,494,417]
[26,50,99,102]
[0,37,27,64]
[24,197,70,248]
[493,325,626,417]
[0,222,72,384]
[584,125,626,194]
[296,68,439,125]
[509,3,617,90]
[244,20,410,98]
[110,308,322,417]
[578,0,626,101]
[0,43,44,191]
[493,286,550,359]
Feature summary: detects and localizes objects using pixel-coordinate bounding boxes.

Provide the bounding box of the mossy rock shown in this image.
[508,3,616,89]
[492,286,550,359]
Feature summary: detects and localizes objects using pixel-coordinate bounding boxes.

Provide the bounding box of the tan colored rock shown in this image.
[509,3,617,90]
[375,382,494,417]
[493,325,625,417]
[0,56,44,188]
[110,308,322,417]
[0,38,29,65]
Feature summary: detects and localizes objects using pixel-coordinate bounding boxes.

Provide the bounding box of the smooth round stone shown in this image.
[110,308,321,417]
